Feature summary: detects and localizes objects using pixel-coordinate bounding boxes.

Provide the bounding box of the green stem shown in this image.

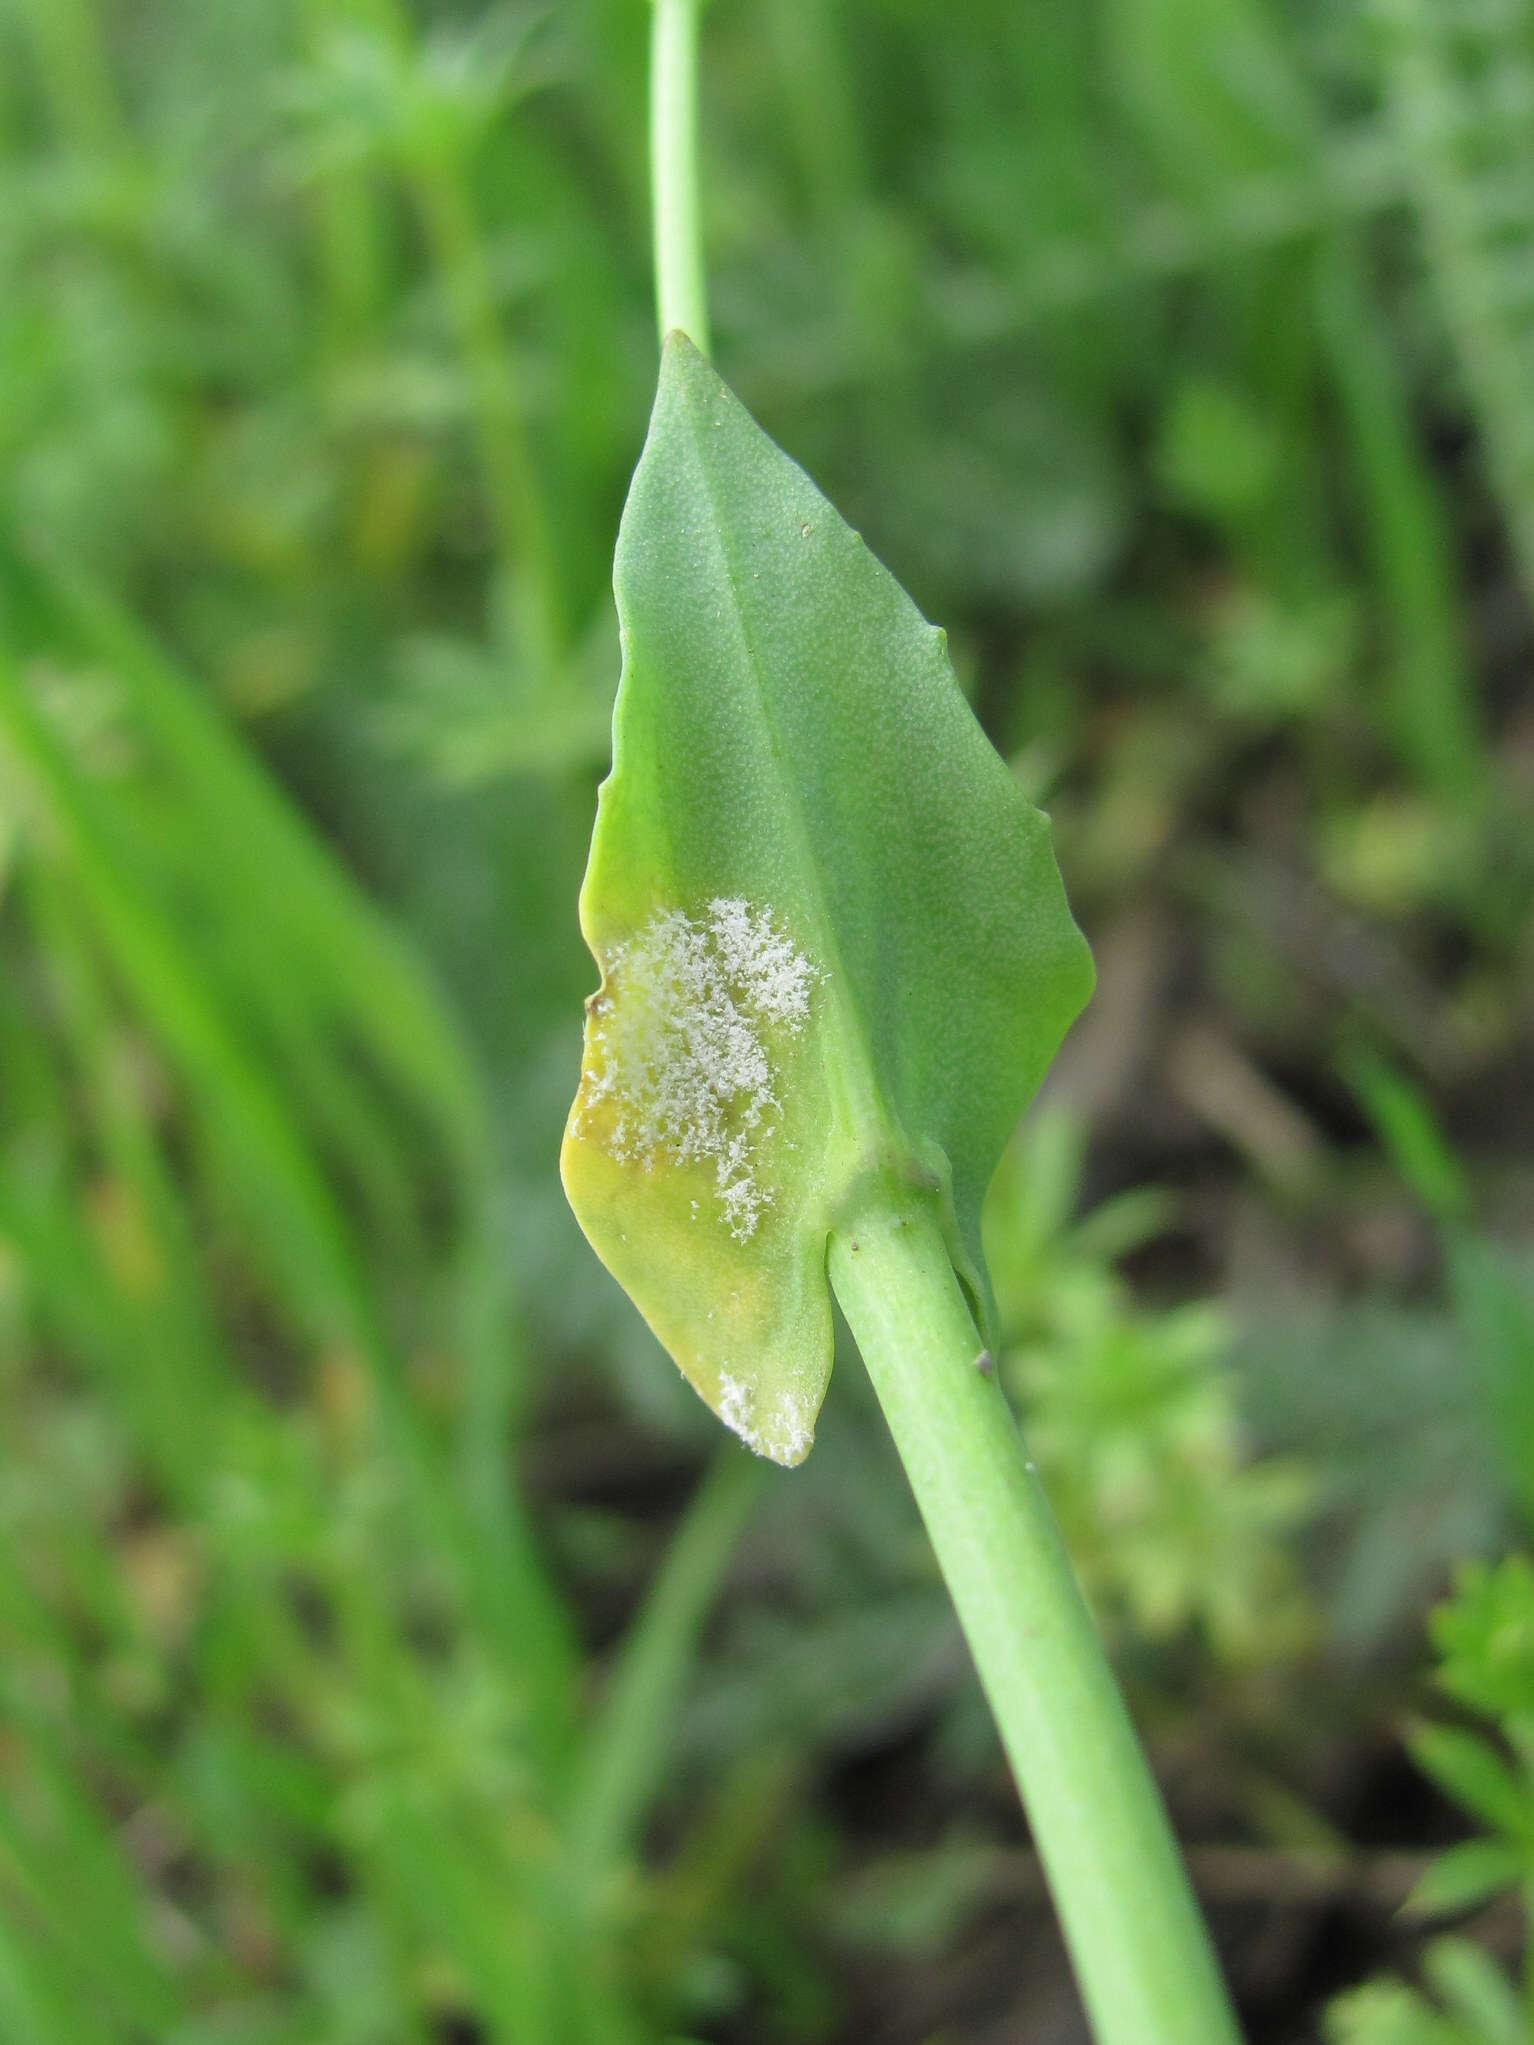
[650,0,711,354]
[412,147,564,665]
[569,1442,764,1872]
[828,1186,1241,2045]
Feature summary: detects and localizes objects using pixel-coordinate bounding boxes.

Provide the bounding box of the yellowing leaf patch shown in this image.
[563,895,832,1464]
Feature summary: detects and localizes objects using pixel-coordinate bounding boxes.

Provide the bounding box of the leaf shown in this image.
[1431,1556,1534,1723]
[1348,1049,1470,1227]
[562,336,1092,1465]
[1324,1978,1475,2045]
[1404,1837,1525,1918]
[1407,1722,1534,1841]
[1420,1937,1527,2045]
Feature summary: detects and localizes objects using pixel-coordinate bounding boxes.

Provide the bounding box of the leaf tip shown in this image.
[713,1367,816,1467]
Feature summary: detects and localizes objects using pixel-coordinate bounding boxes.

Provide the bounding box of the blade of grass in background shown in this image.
[1350,1051,1534,1528]
[1375,0,1534,605]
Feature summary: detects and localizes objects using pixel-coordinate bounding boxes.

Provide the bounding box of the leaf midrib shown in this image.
[671,370,897,1200]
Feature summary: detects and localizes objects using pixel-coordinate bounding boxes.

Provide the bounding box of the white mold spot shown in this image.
[717,1370,753,1439]
[578,897,818,1239]
[717,1368,813,1464]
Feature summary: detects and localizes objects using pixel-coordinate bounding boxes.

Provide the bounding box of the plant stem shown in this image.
[569,1442,764,1872]
[650,0,711,354]
[828,1185,1242,2045]
[412,146,564,664]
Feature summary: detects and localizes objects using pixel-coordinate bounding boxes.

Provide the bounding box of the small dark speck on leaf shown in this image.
[800,521,811,537]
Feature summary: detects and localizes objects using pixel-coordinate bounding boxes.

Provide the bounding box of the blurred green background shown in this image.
[2,1,1533,2040]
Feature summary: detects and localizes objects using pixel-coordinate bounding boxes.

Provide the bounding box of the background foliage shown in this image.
[1,1,1532,2040]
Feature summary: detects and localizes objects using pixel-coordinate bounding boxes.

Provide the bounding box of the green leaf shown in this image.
[1324,1977,1475,2045]
[1347,1050,1470,1227]
[1404,1837,1526,1918]
[1430,1556,1534,1723]
[1420,1937,1527,2045]
[562,336,1092,1465]
[1407,1722,1534,1841]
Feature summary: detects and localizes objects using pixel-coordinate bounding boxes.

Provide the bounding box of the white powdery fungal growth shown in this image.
[718,1369,813,1464]
[581,897,818,1240]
